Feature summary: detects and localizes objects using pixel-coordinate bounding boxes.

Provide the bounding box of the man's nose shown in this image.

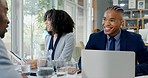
[7,21,10,24]
[104,20,110,26]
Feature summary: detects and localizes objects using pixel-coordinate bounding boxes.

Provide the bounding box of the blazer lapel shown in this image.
[120,29,127,51]
[99,33,107,50]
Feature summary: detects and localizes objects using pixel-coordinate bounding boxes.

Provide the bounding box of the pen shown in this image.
[10,51,21,60]
[9,50,26,64]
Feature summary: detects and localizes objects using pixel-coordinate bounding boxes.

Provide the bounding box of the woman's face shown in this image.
[44,20,52,32]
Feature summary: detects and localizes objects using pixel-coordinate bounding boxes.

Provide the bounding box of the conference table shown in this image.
[29,68,148,78]
[29,74,148,78]
[30,74,81,78]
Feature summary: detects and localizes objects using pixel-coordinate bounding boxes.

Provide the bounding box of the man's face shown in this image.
[0,0,9,38]
[102,10,123,36]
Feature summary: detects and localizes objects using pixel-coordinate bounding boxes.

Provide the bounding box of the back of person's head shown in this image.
[93,28,100,33]
[46,9,75,35]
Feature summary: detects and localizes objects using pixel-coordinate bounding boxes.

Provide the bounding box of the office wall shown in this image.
[96,0,113,30]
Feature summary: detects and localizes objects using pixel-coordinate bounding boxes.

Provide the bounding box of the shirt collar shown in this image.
[107,29,121,41]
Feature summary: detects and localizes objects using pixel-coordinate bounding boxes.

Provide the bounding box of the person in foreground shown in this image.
[29,9,75,68]
[0,0,22,78]
[78,5,148,76]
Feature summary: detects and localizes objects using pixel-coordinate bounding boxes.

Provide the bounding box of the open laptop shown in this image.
[81,50,135,78]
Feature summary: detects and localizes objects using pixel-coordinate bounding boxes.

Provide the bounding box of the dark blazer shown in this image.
[78,29,148,76]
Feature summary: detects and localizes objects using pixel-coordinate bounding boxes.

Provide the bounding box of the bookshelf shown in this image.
[123,9,148,32]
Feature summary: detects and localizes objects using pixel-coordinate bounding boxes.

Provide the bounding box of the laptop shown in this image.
[81,50,135,78]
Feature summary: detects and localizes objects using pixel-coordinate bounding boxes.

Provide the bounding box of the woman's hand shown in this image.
[26,59,37,69]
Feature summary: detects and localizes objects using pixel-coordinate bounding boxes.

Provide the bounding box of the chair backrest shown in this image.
[79,41,85,49]
[71,47,81,62]
[71,41,84,62]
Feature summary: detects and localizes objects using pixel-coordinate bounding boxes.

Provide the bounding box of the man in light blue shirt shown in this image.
[106,29,121,50]
[0,0,22,77]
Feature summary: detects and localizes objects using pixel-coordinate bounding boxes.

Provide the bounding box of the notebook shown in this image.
[81,50,135,78]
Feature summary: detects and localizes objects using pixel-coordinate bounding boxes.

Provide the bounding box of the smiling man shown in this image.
[102,6,124,37]
[0,0,21,78]
[78,5,148,76]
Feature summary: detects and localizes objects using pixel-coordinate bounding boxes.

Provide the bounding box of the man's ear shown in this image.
[120,18,124,25]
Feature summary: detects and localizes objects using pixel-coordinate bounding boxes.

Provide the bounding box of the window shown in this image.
[64,0,86,46]
[78,0,84,6]
[10,0,91,59]
[77,7,84,45]
[23,0,51,59]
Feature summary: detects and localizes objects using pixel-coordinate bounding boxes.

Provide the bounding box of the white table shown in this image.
[29,69,81,78]
[29,69,148,78]
[30,75,81,78]
[30,74,148,78]
[135,75,148,78]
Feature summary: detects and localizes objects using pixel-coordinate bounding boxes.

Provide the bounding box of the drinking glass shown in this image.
[15,64,22,74]
[21,64,31,77]
[37,57,54,78]
[15,64,30,78]
[66,61,78,78]
[54,60,67,77]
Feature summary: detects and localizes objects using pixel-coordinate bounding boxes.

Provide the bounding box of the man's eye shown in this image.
[103,18,106,21]
[110,19,115,22]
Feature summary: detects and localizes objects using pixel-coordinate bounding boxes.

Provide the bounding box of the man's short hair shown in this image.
[106,5,124,14]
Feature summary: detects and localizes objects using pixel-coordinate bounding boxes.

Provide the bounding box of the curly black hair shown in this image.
[44,9,75,36]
